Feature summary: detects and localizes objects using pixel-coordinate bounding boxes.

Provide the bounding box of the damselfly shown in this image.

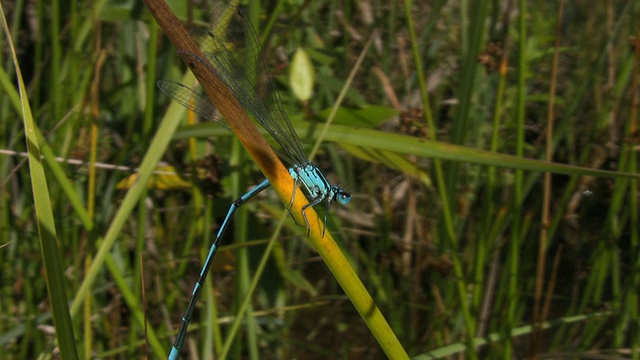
[159,5,350,359]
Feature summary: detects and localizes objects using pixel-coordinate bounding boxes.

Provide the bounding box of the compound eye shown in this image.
[336,191,351,206]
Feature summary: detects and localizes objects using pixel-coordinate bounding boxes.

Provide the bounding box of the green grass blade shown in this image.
[177,122,640,180]
[0,4,78,359]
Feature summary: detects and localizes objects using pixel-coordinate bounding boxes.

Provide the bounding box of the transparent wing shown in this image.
[159,77,296,162]
[157,80,222,124]
[190,4,309,167]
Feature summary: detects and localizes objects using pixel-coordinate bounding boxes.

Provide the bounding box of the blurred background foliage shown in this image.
[1,0,639,359]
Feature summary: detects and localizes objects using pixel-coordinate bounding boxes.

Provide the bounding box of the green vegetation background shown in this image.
[1,0,639,359]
